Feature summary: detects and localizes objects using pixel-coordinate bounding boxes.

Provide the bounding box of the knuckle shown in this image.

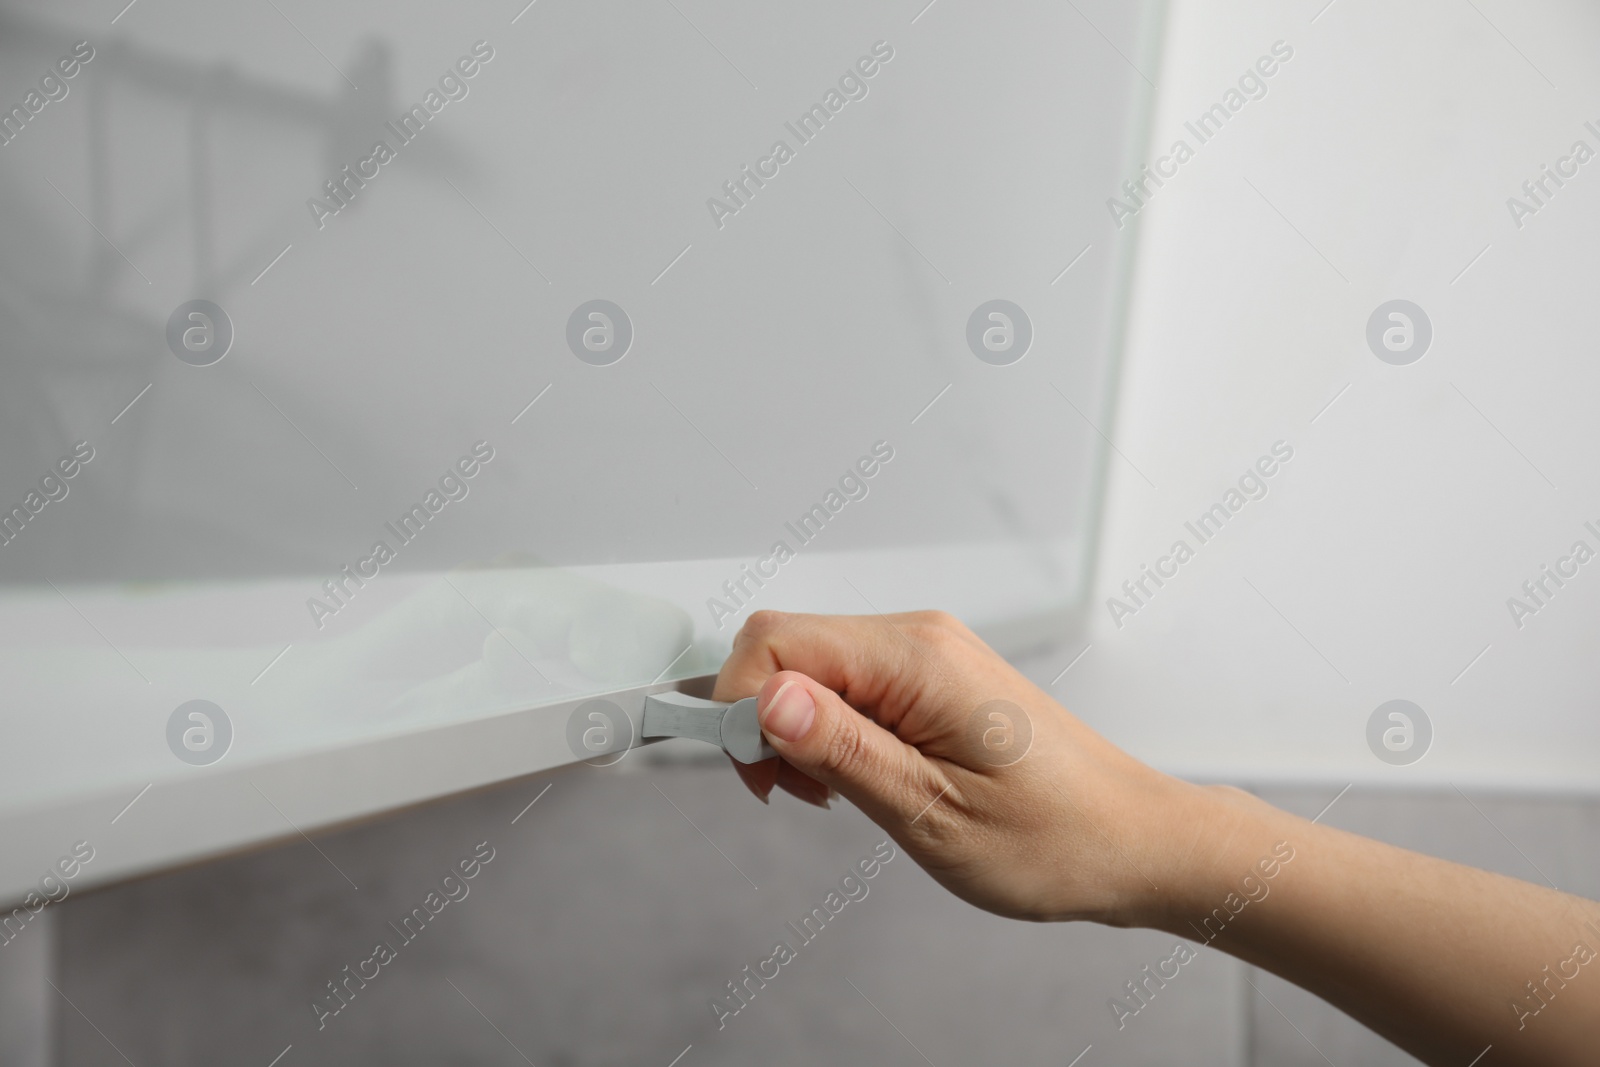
[911,614,968,656]
[913,610,967,640]
[738,610,787,646]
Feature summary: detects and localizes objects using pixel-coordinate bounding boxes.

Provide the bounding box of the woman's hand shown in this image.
[715,610,1600,1065]
[712,610,1225,926]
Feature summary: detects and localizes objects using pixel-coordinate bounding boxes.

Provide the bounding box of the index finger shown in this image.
[711,610,965,725]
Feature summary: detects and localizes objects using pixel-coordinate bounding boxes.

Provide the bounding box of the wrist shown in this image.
[1110,780,1292,934]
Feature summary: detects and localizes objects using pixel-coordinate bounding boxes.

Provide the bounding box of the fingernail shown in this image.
[760,680,815,743]
[743,777,772,805]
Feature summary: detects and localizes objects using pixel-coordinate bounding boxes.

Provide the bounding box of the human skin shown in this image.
[712,610,1600,1066]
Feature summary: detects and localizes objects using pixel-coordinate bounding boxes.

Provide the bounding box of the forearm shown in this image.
[1138,784,1600,1065]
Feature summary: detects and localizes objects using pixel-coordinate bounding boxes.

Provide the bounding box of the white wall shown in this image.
[1068,0,1600,791]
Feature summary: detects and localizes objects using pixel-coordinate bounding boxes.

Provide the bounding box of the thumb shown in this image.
[756,670,939,826]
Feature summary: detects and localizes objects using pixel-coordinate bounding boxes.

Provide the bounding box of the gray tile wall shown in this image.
[35,761,1600,1066]
[48,749,1247,1066]
[0,902,51,1067]
[1244,786,1600,1067]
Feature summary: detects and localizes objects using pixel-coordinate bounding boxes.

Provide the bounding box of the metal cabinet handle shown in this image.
[641,691,776,764]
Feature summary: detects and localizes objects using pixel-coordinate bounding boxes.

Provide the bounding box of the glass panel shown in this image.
[0,0,1159,812]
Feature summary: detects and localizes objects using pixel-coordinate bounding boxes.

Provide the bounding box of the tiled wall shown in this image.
[20,754,1598,1066]
[1245,786,1600,1066]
